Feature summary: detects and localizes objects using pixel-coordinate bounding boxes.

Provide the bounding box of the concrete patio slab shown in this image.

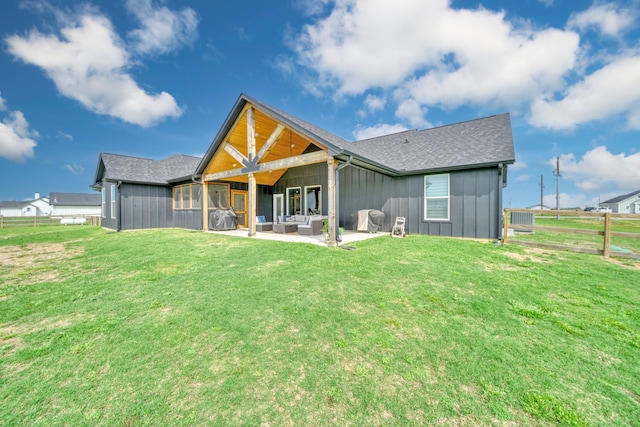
[208,228,389,246]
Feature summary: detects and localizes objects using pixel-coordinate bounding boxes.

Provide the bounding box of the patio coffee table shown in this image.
[273,223,298,233]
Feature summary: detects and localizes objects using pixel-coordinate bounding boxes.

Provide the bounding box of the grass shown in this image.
[1,226,639,426]
[512,216,640,255]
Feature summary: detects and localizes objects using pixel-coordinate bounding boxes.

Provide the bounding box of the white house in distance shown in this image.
[49,192,101,217]
[600,190,640,214]
[0,192,101,217]
[0,193,51,217]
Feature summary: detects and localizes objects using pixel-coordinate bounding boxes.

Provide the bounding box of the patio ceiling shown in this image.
[202,105,327,186]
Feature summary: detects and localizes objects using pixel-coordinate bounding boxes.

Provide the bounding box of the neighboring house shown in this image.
[92,153,202,231]
[92,94,516,244]
[50,192,101,217]
[0,193,51,216]
[600,190,640,214]
[0,201,24,217]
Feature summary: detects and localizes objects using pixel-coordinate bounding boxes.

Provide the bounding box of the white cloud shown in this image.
[552,146,640,193]
[353,123,409,141]
[510,160,528,171]
[126,0,198,55]
[57,131,73,141]
[395,98,431,128]
[0,98,38,162]
[5,7,184,127]
[364,95,385,113]
[293,0,580,107]
[64,162,84,175]
[568,2,635,37]
[530,55,640,130]
[294,0,332,16]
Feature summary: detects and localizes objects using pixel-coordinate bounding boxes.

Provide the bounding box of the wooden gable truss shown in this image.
[200,104,339,246]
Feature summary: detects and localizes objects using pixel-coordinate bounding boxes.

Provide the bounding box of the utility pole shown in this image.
[539,175,544,211]
[553,156,561,220]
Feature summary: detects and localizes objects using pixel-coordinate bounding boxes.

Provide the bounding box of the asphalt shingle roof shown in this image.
[216,95,515,176]
[0,200,26,208]
[349,113,515,173]
[602,190,640,204]
[50,192,101,206]
[96,153,202,185]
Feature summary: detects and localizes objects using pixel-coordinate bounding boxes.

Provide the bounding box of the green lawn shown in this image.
[1,226,639,426]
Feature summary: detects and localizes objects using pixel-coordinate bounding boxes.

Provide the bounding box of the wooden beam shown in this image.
[247,107,256,161]
[203,167,247,182]
[256,150,328,173]
[255,124,285,162]
[326,157,337,247]
[224,143,248,166]
[247,109,256,237]
[202,150,328,182]
[248,173,256,237]
[202,181,208,231]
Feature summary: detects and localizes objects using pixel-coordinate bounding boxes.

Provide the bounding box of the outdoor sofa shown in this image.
[273,215,325,234]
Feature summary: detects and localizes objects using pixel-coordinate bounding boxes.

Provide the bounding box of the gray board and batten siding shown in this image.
[101,182,173,231]
[340,164,502,238]
[271,162,502,239]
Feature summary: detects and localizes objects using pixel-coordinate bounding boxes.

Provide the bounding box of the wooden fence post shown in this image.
[603,212,611,258]
[502,209,509,244]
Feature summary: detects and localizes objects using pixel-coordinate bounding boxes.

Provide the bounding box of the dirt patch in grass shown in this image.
[0,242,84,285]
[1,323,25,357]
[604,257,640,270]
[500,247,555,263]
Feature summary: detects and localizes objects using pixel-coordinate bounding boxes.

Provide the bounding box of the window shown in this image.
[424,174,449,220]
[304,185,321,215]
[207,184,228,208]
[110,184,116,219]
[173,183,203,209]
[286,187,301,215]
[101,188,106,217]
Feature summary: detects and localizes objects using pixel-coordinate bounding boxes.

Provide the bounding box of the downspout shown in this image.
[116,181,122,232]
[497,164,503,241]
[334,155,353,243]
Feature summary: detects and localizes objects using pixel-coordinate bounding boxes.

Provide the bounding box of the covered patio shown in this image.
[195,94,356,247]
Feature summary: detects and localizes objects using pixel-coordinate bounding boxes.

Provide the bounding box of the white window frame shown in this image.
[304,185,322,216]
[101,188,106,218]
[110,184,116,219]
[286,187,301,216]
[424,174,450,221]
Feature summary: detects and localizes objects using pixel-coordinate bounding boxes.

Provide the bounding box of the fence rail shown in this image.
[502,208,640,259]
[0,216,101,228]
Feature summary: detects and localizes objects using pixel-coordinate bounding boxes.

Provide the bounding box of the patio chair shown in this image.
[255,215,272,232]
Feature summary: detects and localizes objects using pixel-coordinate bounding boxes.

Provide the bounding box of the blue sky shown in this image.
[1,0,639,208]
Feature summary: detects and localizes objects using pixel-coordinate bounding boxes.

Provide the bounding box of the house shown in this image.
[92,94,515,245]
[0,193,51,217]
[49,192,101,217]
[92,153,202,231]
[600,190,640,214]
